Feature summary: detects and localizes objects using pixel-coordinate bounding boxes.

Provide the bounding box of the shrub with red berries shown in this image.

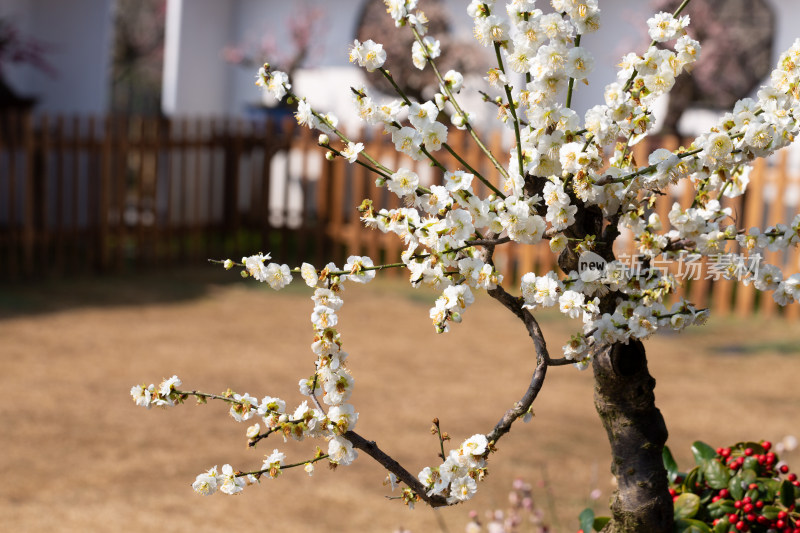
[579,440,800,533]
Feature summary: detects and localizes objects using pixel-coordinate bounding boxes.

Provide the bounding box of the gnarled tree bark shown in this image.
[593,340,672,533]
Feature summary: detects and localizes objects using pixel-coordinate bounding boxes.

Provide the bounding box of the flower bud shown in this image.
[318,134,329,146]
[325,151,335,161]
[223,259,234,270]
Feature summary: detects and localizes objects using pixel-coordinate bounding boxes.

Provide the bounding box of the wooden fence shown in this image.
[1,111,798,317]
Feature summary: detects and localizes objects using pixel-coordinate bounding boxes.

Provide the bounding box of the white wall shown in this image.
[162,0,235,116]
[0,0,113,115]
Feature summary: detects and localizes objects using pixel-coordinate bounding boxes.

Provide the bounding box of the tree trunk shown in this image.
[593,340,673,533]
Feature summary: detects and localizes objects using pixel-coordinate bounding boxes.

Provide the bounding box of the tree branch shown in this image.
[485,355,547,446]
[483,283,555,445]
[345,430,449,507]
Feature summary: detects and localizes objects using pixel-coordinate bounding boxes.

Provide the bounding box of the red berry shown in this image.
[746,513,756,522]
[778,511,788,519]
[669,488,677,496]
[743,497,752,504]
[789,473,798,481]
[745,448,754,456]
[748,484,758,491]
[763,441,772,451]
[717,447,724,455]
[722,448,732,458]
[756,501,764,509]
[720,489,730,498]
[781,465,790,474]
[743,503,753,513]
[736,520,747,531]
[729,514,739,523]
[777,520,786,529]
[712,495,721,503]
[735,500,743,509]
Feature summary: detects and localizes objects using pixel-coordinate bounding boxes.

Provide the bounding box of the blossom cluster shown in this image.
[419,434,489,504]
[248,0,800,502]
[131,255,385,495]
[136,0,800,510]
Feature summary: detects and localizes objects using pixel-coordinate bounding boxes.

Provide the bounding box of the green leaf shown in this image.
[741,469,757,486]
[735,441,766,455]
[691,441,717,465]
[674,493,701,520]
[675,518,713,533]
[743,456,759,472]
[703,459,730,490]
[664,446,680,483]
[716,499,736,514]
[780,479,795,508]
[729,472,744,501]
[762,478,780,500]
[683,467,700,493]
[593,517,611,531]
[762,505,781,520]
[712,517,729,533]
[579,507,595,532]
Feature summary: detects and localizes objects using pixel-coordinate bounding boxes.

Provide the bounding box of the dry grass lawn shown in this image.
[1,270,799,532]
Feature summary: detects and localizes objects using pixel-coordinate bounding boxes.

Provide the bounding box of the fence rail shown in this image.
[1,111,798,318]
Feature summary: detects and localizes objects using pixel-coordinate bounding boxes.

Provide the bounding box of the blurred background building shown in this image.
[0,0,798,131]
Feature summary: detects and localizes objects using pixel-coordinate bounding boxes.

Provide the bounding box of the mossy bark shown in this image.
[593,340,672,533]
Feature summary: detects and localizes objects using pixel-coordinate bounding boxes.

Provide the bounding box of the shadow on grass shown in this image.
[711,340,800,356]
[0,267,240,319]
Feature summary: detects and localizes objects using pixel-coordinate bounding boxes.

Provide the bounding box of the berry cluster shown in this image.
[667,441,800,533]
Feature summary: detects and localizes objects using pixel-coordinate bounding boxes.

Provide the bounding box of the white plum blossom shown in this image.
[408,101,439,129]
[192,466,220,495]
[411,36,441,69]
[244,253,271,281]
[328,435,358,465]
[443,70,464,93]
[130,384,153,408]
[386,168,420,197]
[349,39,386,72]
[392,127,424,160]
[300,263,318,287]
[264,263,293,290]
[256,67,290,101]
[230,393,258,422]
[340,142,364,163]
[647,12,689,42]
[343,255,376,283]
[218,464,246,495]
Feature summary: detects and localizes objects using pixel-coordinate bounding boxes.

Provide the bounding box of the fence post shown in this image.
[22,112,35,274]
